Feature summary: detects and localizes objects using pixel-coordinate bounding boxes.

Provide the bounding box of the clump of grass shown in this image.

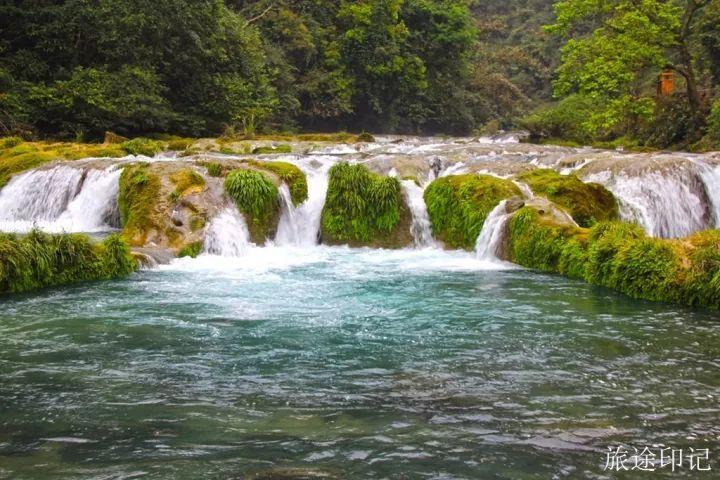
[321,163,406,246]
[357,132,375,142]
[169,169,205,199]
[178,241,203,258]
[424,174,521,250]
[507,207,720,309]
[118,163,162,246]
[247,160,308,206]
[122,138,165,157]
[205,162,224,177]
[0,231,136,294]
[224,169,279,243]
[517,169,618,227]
[252,144,292,155]
[166,138,195,151]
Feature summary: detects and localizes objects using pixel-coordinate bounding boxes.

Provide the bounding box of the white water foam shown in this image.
[0,165,122,233]
[203,206,252,257]
[475,200,513,263]
[401,179,438,248]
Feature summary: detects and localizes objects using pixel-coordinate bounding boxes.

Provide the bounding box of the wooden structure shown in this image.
[658,70,675,96]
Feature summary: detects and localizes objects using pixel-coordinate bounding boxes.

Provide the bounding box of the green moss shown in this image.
[517,169,618,227]
[0,231,136,294]
[178,241,203,258]
[507,207,720,309]
[224,169,279,244]
[189,215,207,232]
[247,160,308,206]
[321,163,409,247]
[0,151,55,188]
[118,163,162,246]
[424,174,521,250]
[170,169,205,198]
[357,132,375,142]
[167,138,194,151]
[252,144,292,155]
[1,136,24,148]
[122,138,165,157]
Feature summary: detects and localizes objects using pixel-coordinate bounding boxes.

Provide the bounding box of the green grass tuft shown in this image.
[424,174,521,250]
[252,144,292,155]
[0,231,136,294]
[122,138,165,157]
[321,163,408,247]
[247,160,308,206]
[224,169,279,243]
[178,241,203,258]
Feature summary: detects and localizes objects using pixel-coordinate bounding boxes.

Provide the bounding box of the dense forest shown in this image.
[0,0,718,149]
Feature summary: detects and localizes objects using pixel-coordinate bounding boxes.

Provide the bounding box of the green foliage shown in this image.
[224,169,279,243]
[704,99,720,148]
[517,169,618,227]
[178,241,203,259]
[122,138,164,157]
[508,207,720,309]
[1,137,23,148]
[0,231,136,294]
[118,163,161,246]
[252,145,292,154]
[321,163,406,246]
[206,163,224,177]
[424,174,521,250]
[247,161,308,206]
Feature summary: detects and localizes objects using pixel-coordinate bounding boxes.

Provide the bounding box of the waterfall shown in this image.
[401,179,438,248]
[513,181,534,199]
[0,165,121,233]
[275,157,332,246]
[203,206,251,257]
[690,158,720,227]
[583,167,712,238]
[475,201,512,261]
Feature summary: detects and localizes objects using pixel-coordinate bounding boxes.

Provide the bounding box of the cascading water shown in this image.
[583,166,711,238]
[475,200,512,262]
[689,158,720,226]
[203,206,251,257]
[0,165,122,233]
[275,156,332,246]
[401,179,438,248]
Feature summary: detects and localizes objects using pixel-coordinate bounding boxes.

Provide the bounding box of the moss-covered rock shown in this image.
[321,163,411,248]
[517,169,618,227]
[247,160,308,206]
[424,174,521,250]
[178,241,203,258]
[170,169,206,199]
[0,231,136,294]
[119,163,162,246]
[225,169,279,244]
[507,206,720,309]
[252,144,292,155]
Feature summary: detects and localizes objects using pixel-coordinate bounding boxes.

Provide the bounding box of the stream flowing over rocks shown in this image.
[0,135,718,254]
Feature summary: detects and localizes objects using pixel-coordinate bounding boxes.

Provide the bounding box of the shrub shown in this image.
[321,163,408,247]
[517,169,618,227]
[518,95,598,144]
[424,174,521,250]
[1,136,23,149]
[0,231,136,294]
[119,163,162,246]
[224,169,279,243]
[122,138,164,157]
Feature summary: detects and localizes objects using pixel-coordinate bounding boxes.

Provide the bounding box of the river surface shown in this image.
[1,247,719,479]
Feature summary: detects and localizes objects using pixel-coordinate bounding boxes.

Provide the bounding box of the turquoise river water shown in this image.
[1,246,719,479]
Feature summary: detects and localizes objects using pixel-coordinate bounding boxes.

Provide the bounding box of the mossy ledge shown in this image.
[424,174,521,250]
[0,231,136,294]
[517,169,618,227]
[246,160,308,206]
[507,207,720,309]
[119,163,163,246]
[321,163,412,248]
[225,169,280,244]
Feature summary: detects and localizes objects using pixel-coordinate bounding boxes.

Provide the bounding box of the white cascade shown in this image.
[203,206,252,257]
[401,179,438,248]
[689,158,720,227]
[275,156,332,246]
[584,167,710,238]
[475,200,512,261]
[55,167,122,231]
[0,165,121,233]
[513,181,534,199]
